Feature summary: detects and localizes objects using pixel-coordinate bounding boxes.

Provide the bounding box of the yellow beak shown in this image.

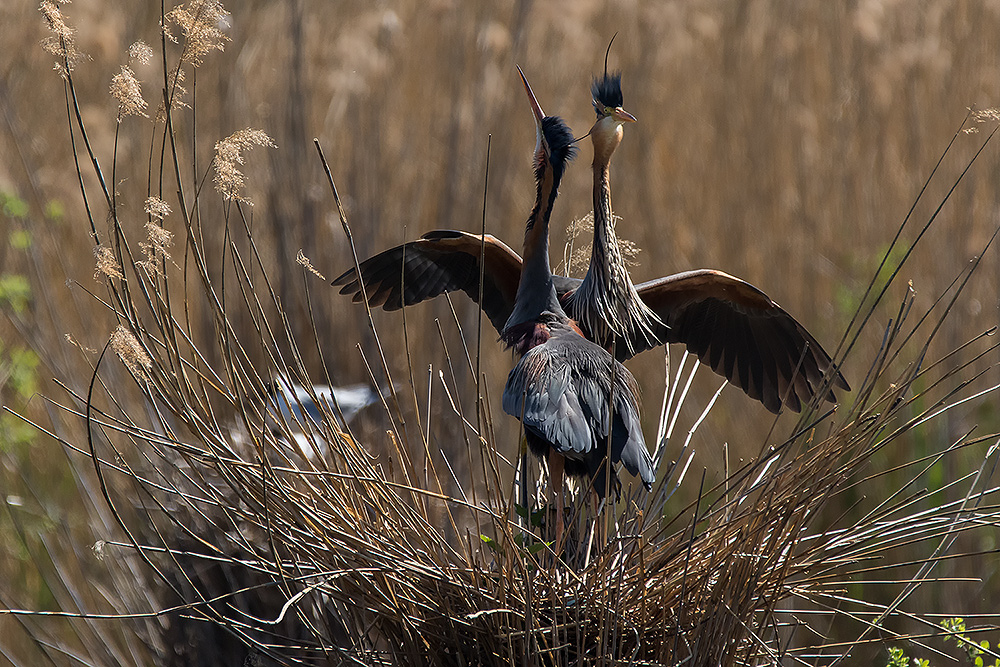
[613,106,637,123]
[516,65,545,125]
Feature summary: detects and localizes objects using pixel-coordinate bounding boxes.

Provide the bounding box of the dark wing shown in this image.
[503,349,593,456]
[502,330,653,496]
[633,269,850,414]
[332,230,524,334]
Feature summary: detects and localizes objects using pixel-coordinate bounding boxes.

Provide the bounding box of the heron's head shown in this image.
[591,72,636,161]
[516,66,577,180]
[539,116,577,180]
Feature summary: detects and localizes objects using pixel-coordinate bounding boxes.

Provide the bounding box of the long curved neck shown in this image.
[584,117,624,288]
[591,157,616,272]
[569,116,662,353]
[521,164,557,283]
[506,160,565,330]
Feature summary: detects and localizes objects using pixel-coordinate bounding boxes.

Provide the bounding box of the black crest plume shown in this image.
[540,116,577,174]
[592,33,624,112]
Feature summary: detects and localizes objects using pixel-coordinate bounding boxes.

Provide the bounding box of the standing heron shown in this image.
[500,73,652,549]
[332,70,848,414]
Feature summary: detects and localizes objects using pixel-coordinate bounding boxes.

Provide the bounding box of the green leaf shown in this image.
[44,199,64,222]
[514,503,547,527]
[9,229,31,249]
[885,647,907,667]
[0,192,28,219]
[526,542,547,555]
[0,274,31,313]
[8,347,39,397]
[942,617,966,635]
[480,535,500,554]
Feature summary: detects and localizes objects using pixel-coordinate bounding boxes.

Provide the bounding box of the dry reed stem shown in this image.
[4,3,1000,666]
[52,111,1000,664]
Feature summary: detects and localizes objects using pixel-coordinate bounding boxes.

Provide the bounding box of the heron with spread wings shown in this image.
[333,66,848,414]
[498,70,653,548]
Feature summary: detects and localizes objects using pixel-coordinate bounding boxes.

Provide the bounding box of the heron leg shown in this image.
[548,450,565,551]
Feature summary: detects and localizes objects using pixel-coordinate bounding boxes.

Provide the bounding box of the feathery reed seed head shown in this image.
[155,68,189,121]
[138,222,173,275]
[296,249,326,280]
[213,128,276,201]
[159,0,229,119]
[166,0,230,67]
[93,244,122,281]
[140,199,173,272]
[109,325,151,379]
[964,107,1000,133]
[143,196,171,220]
[39,0,85,76]
[565,212,640,276]
[127,40,153,65]
[110,65,147,119]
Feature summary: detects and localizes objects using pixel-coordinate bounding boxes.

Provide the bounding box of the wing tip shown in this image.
[331,269,355,287]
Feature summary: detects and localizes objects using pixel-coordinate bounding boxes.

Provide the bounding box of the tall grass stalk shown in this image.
[1,3,1000,666]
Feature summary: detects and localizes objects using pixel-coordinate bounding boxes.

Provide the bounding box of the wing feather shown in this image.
[333,230,524,333]
[635,269,848,413]
[502,329,653,495]
[336,239,848,414]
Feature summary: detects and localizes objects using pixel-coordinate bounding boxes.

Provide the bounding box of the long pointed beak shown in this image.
[613,106,637,123]
[516,65,545,125]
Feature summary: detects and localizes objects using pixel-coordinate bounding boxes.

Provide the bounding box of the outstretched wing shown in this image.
[334,232,848,414]
[634,269,850,414]
[332,230,524,333]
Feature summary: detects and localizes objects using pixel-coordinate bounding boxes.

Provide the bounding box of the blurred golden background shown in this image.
[2,0,1000,662]
[5,0,1000,434]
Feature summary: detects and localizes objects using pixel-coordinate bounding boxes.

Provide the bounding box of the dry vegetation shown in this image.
[2,1,1000,665]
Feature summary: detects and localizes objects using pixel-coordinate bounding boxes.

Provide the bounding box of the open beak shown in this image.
[613,106,637,123]
[516,65,545,125]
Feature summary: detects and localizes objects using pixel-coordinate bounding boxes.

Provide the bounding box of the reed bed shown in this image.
[2,2,1000,666]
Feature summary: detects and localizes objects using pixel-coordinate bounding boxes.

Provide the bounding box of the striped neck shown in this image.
[568,121,661,354]
[504,155,567,334]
